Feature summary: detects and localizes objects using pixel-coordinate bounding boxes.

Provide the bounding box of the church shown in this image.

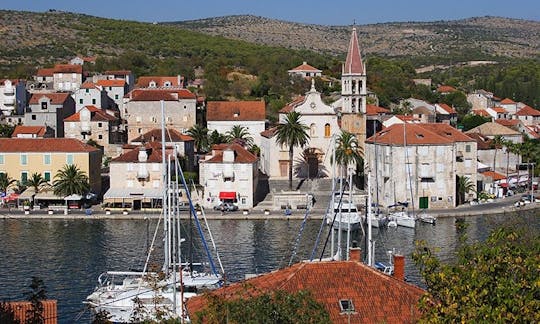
[259,27,367,180]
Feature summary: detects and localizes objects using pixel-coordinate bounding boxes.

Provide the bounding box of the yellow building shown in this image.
[0,138,102,195]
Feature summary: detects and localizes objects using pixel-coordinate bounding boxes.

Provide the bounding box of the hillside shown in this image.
[170,15,540,63]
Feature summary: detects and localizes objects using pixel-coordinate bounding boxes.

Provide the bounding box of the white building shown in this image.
[0,79,27,116]
[365,123,478,209]
[287,62,322,79]
[199,143,259,209]
[72,82,113,112]
[52,64,84,92]
[96,79,128,109]
[206,100,266,147]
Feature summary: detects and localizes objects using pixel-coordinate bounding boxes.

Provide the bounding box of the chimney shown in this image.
[393,254,405,281]
[303,61,307,65]
[349,247,362,262]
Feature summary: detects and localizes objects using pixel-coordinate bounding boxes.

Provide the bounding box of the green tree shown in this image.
[412,225,540,323]
[53,164,90,197]
[193,288,329,324]
[26,172,48,193]
[0,124,15,138]
[226,125,254,148]
[275,111,310,190]
[460,114,490,131]
[0,173,16,194]
[334,131,363,186]
[490,135,505,173]
[456,175,474,205]
[187,124,209,153]
[25,277,47,324]
[208,130,227,147]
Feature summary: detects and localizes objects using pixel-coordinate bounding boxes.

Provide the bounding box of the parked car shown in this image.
[213,202,239,212]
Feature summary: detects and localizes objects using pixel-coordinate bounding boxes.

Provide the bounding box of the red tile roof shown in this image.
[127,89,196,101]
[466,133,493,150]
[436,85,457,93]
[96,79,126,87]
[289,62,321,72]
[207,101,266,121]
[80,81,99,90]
[29,92,71,105]
[104,70,132,75]
[64,105,118,122]
[500,98,516,104]
[130,128,194,143]
[344,27,364,74]
[472,109,491,117]
[491,106,507,113]
[7,300,57,324]
[112,142,172,163]
[136,76,183,88]
[495,119,520,127]
[53,64,83,74]
[36,68,54,77]
[278,96,305,114]
[437,103,457,114]
[367,123,456,145]
[186,260,423,323]
[204,143,258,163]
[516,105,540,116]
[261,127,277,138]
[11,126,47,138]
[420,123,474,142]
[482,170,506,181]
[0,138,99,153]
[366,104,390,115]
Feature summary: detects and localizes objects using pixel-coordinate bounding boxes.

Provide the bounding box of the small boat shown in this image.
[326,199,362,231]
[388,210,416,228]
[418,212,436,224]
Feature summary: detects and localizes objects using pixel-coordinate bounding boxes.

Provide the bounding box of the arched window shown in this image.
[324,123,331,137]
[310,123,316,137]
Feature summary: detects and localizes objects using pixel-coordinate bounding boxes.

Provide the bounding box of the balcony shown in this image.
[3,97,15,105]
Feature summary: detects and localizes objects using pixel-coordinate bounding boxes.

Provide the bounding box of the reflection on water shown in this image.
[0,211,537,323]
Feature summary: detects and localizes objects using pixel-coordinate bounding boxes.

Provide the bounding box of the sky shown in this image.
[3,0,539,25]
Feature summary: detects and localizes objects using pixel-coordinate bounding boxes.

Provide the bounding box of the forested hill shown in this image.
[169,15,540,64]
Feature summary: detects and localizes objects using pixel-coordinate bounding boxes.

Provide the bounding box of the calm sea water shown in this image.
[0,212,537,323]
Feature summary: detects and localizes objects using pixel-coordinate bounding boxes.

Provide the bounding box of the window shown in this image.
[66,154,74,165]
[20,154,27,166]
[43,154,51,165]
[21,171,28,183]
[85,89,89,93]
[109,87,112,91]
[339,299,355,313]
[44,171,51,182]
[0,154,3,164]
[79,98,83,104]
[92,99,96,105]
[115,94,119,100]
[41,102,47,110]
[167,117,172,123]
[126,180,134,188]
[32,115,36,120]
[241,197,246,204]
[465,145,471,153]
[310,123,316,137]
[324,123,331,137]
[98,122,102,128]
[127,163,134,171]
[150,116,157,123]
[98,135,103,140]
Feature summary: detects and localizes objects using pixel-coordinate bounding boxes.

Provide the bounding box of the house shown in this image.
[486,106,509,120]
[33,68,54,90]
[434,103,458,125]
[25,92,76,137]
[515,105,540,126]
[260,82,339,179]
[436,85,457,94]
[69,55,96,65]
[5,300,57,324]
[102,70,135,91]
[123,88,196,141]
[199,143,258,209]
[411,105,437,123]
[96,79,128,109]
[135,75,185,89]
[499,98,518,114]
[103,142,176,210]
[64,105,123,157]
[465,122,522,143]
[467,89,494,111]
[186,248,424,324]
[365,123,478,209]
[52,64,84,92]
[366,104,391,138]
[130,128,195,171]
[72,81,114,112]
[0,138,102,195]
[0,79,28,117]
[382,115,421,128]
[11,125,48,138]
[287,61,322,79]
[206,100,266,147]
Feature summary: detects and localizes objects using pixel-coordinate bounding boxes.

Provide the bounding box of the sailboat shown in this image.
[85,103,222,323]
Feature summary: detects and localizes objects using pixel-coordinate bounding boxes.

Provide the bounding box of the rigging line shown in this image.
[309,190,333,261]
[289,207,311,266]
[319,189,346,261]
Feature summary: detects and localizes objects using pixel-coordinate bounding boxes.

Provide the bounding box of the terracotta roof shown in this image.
[366,123,455,145]
[366,104,390,115]
[104,70,132,75]
[278,96,305,114]
[260,127,277,138]
[136,76,183,88]
[130,128,194,143]
[127,88,196,101]
[207,101,266,121]
[495,119,520,127]
[344,27,364,74]
[472,109,491,117]
[186,260,423,323]
[491,106,507,113]
[465,122,521,136]
[412,106,435,115]
[500,98,516,104]
[29,92,71,105]
[0,138,99,153]
[7,300,57,324]
[289,62,321,72]
[96,79,126,87]
[80,81,99,90]
[396,115,420,122]
[437,103,457,114]
[36,68,54,77]
[11,126,47,138]
[53,64,83,74]
[516,105,540,116]
[436,85,457,93]
[204,143,258,163]
[466,133,493,150]
[64,105,118,122]
[112,142,172,163]
[421,123,474,142]
[481,170,506,181]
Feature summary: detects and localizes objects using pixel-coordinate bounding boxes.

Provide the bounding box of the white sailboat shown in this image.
[85,102,222,323]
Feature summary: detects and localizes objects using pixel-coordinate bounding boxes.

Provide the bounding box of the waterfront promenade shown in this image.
[0,195,537,220]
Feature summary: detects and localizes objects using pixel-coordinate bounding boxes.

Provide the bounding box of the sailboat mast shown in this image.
[330,135,336,257]
[161,100,170,273]
[367,168,373,266]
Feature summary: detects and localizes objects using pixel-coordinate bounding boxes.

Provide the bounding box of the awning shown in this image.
[103,188,163,199]
[64,194,83,201]
[219,192,236,200]
[35,190,63,200]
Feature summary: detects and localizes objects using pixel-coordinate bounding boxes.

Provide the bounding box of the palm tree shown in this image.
[26,173,49,206]
[457,175,475,205]
[491,135,505,172]
[53,164,90,197]
[209,130,227,146]
[0,173,15,194]
[334,131,363,186]
[275,111,310,190]
[187,124,209,153]
[226,125,254,148]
